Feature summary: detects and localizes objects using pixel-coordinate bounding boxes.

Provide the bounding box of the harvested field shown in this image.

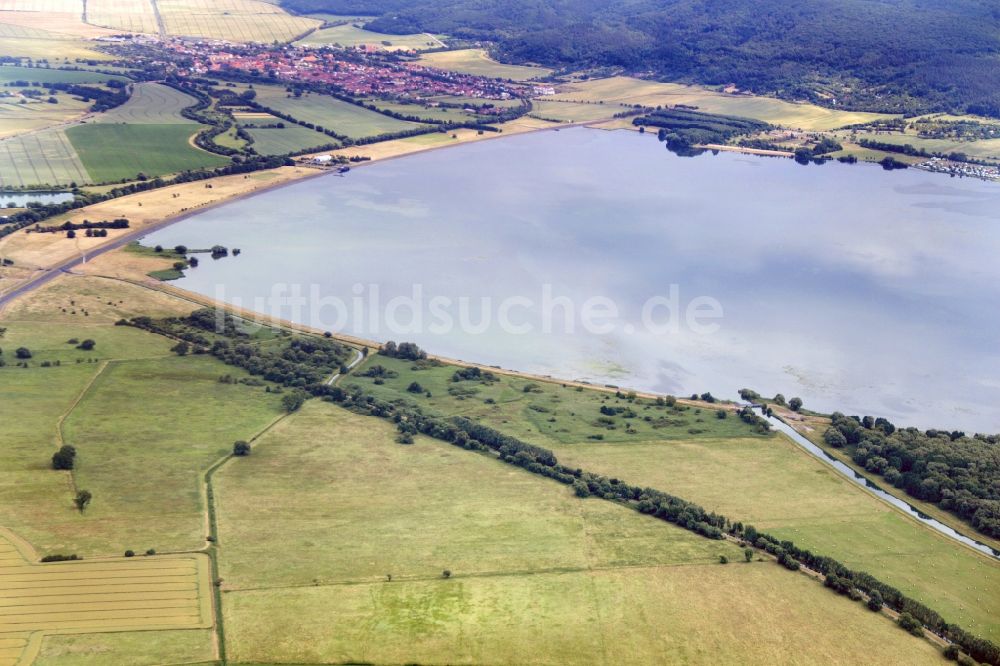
[298,22,442,51]
[419,49,552,81]
[0,528,211,665]
[0,127,89,188]
[159,0,321,43]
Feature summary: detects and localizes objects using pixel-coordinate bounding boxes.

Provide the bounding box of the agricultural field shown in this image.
[342,355,1000,641]
[530,99,621,123]
[93,83,196,125]
[360,98,479,123]
[0,276,283,555]
[840,130,1000,161]
[32,629,215,666]
[214,401,942,665]
[0,529,212,666]
[0,91,92,139]
[65,123,228,183]
[244,123,334,155]
[252,85,425,139]
[419,48,552,81]
[549,77,897,131]
[0,13,113,62]
[0,65,126,85]
[84,0,159,35]
[158,0,321,42]
[297,22,444,51]
[427,95,524,108]
[0,127,89,188]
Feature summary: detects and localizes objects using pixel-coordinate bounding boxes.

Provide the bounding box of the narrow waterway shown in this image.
[762,411,1000,560]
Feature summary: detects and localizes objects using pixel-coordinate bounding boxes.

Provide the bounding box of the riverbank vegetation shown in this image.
[822,412,1000,541]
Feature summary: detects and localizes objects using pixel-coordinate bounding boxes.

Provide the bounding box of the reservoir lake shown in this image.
[145,127,1000,432]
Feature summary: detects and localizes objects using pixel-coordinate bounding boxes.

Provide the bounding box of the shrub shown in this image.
[124,550,135,557]
[442,569,451,579]
[145,549,156,556]
[40,554,81,562]
[866,590,883,612]
[406,381,424,393]
[719,555,728,564]
[15,347,31,359]
[897,612,924,637]
[233,440,251,456]
[51,444,76,470]
[76,339,96,351]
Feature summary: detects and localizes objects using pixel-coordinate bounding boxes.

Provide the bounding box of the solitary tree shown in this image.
[789,397,803,412]
[281,391,306,412]
[76,339,95,351]
[51,445,76,470]
[406,381,424,393]
[74,490,92,512]
[15,347,31,359]
[719,555,728,564]
[442,569,451,579]
[744,548,753,563]
[233,440,251,457]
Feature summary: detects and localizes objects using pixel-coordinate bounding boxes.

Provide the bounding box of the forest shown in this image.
[281,0,1000,117]
[823,413,1000,540]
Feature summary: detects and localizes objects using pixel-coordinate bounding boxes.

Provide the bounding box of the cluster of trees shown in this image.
[378,341,427,361]
[312,379,999,665]
[858,138,992,168]
[45,81,129,113]
[822,413,1000,539]
[283,0,1000,117]
[124,310,354,388]
[451,366,497,383]
[31,218,129,235]
[634,108,769,156]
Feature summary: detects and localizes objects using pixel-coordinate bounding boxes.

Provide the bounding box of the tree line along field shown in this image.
[250,84,426,139]
[214,401,943,665]
[341,355,1000,641]
[0,268,971,664]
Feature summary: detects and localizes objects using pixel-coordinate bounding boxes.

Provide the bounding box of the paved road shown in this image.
[0,222,160,312]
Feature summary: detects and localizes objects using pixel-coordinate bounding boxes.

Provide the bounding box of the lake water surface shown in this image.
[145,128,1000,432]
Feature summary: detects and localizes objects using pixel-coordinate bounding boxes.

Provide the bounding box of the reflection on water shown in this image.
[144,127,1000,432]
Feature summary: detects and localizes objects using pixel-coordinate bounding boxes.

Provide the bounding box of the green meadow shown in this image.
[343,355,1000,641]
[66,123,228,182]
[215,402,942,666]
